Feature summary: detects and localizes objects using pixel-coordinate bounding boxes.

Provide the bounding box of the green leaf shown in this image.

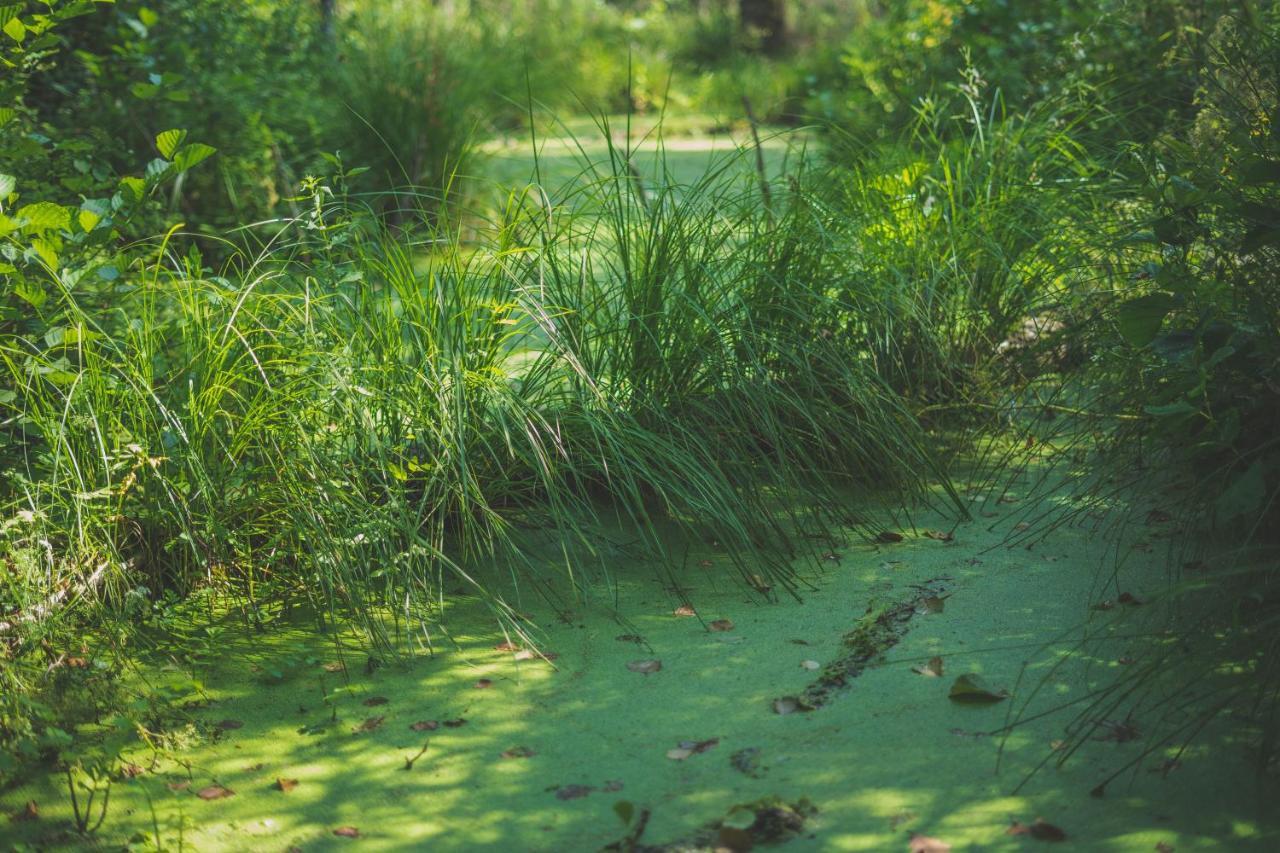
[119,176,146,201]
[155,129,187,159]
[12,278,46,308]
[0,107,14,127]
[1117,293,1177,347]
[17,201,71,233]
[0,173,14,198]
[613,801,635,826]
[77,208,100,232]
[1145,400,1198,417]
[171,143,216,172]
[1215,462,1267,525]
[3,14,26,43]
[948,674,1008,704]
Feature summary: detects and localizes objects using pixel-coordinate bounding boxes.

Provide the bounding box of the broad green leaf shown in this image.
[0,173,14,198]
[1117,293,1176,347]
[31,236,58,269]
[0,108,14,127]
[3,14,25,43]
[1215,462,1266,524]
[17,201,71,233]
[172,143,216,172]
[118,176,145,201]
[12,278,46,308]
[155,128,187,159]
[77,208,100,232]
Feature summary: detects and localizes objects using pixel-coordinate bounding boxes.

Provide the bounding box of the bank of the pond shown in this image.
[4,475,1275,851]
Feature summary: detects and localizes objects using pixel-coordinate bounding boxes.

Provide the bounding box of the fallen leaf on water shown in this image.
[354,715,385,733]
[948,674,1008,704]
[678,738,719,754]
[666,747,693,760]
[877,531,905,543]
[698,559,713,568]
[514,649,559,661]
[1014,522,1031,531]
[773,696,813,715]
[333,826,360,838]
[748,574,772,593]
[214,719,243,731]
[442,718,467,728]
[1007,819,1067,841]
[166,780,190,792]
[493,641,520,652]
[923,530,954,542]
[796,659,819,672]
[276,778,299,792]
[554,784,594,800]
[1050,740,1066,751]
[410,720,439,732]
[474,679,493,689]
[921,596,946,614]
[673,605,697,617]
[912,657,944,678]
[197,785,234,801]
[1118,591,1143,606]
[709,619,735,632]
[363,696,388,707]
[501,746,536,759]
[909,833,952,852]
[119,762,145,779]
[322,662,344,673]
[627,659,662,674]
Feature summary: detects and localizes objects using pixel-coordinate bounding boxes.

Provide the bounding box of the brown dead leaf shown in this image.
[501,746,536,759]
[877,531,905,543]
[333,826,360,838]
[363,696,388,707]
[1118,591,1142,606]
[11,800,38,822]
[554,784,594,800]
[627,659,662,674]
[921,596,945,614]
[474,678,493,689]
[666,747,693,760]
[709,619,735,632]
[410,720,439,732]
[673,605,697,617]
[322,661,344,673]
[493,641,520,652]
[923,530,954,542]
[679,738,719,754]
[276,778,299,793]
[1008,819,1067,841]
[196,785,234,801]
[909,833,953,852]
[912,657,944,678]
[354,715,385,733]
[800,659,821,670]
[698,559,713,568]
[166,780,190,792]
[442,718,467,728]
